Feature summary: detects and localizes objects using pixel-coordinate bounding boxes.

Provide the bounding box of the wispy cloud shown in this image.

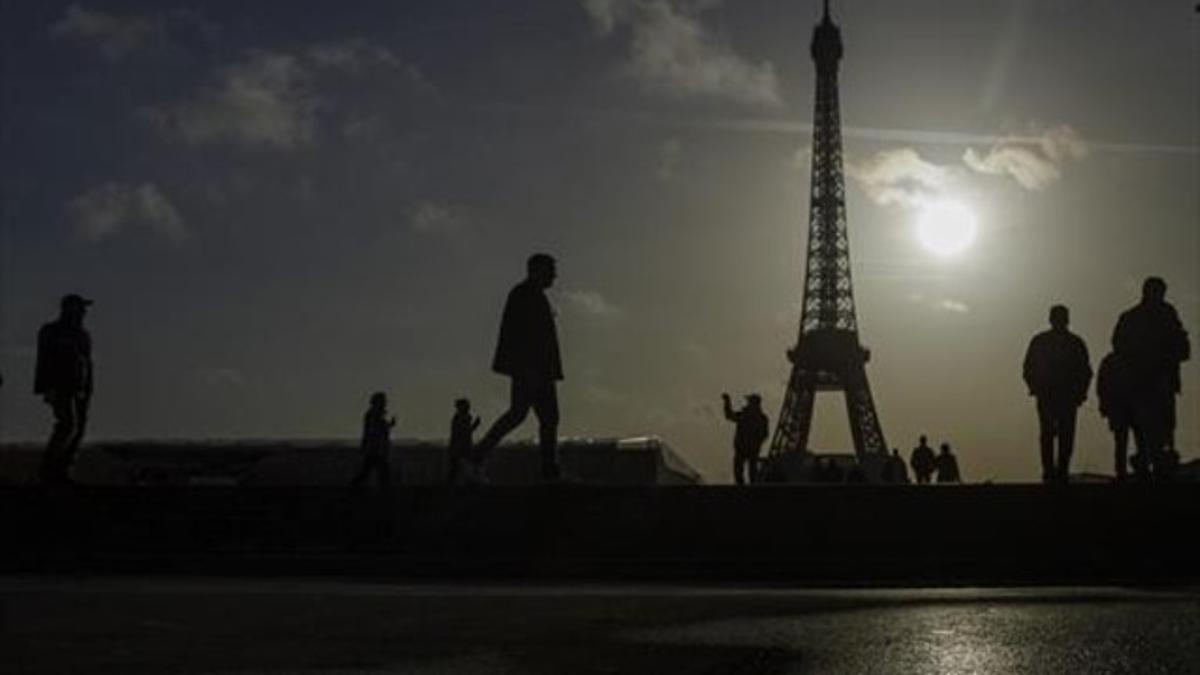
[49,5,219,62]
[50,4,166,61]
[144,40,426,149]
[908,292,971,315]
[581,0,781,107]
[560,289,623,319]
[408,201,463,234]
[67,182,187,242]
[962,125,1087,191]
[144,51,318,149]
[195,367,247,388]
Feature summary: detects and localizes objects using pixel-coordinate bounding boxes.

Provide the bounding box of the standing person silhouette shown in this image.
[887,448,909,484]
[351,392,396,489]
[721,392,769,485]
[472,254,564,481]
[446,398,480,484]
[34,294,94,485]
[1111,277,1190,479]
[909,435,935,484]
[1096,350,1135,480]
[1023,305,1092,484]
[935,443,961,483]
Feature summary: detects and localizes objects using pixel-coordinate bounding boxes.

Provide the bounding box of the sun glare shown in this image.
[916,200,978,258]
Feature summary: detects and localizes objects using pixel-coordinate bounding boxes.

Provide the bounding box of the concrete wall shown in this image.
[0,437,703,486]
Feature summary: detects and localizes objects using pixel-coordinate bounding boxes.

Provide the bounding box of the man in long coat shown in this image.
[473,254,563,481]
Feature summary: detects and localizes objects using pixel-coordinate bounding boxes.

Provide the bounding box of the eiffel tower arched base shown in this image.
[764,329,888,483]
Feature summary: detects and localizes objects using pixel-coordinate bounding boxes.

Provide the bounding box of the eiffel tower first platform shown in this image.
[765,1,887,481]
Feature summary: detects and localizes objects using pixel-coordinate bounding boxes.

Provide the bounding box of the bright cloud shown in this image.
[847,148,951,207]
[962,125,1088,191]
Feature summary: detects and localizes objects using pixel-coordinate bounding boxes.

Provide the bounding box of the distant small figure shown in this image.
[1096,351,1135,481]
[935,443,961,483]
[1023,304,1092,483]
[825,458,845,484]
[722,392,769,485]
[351,392,396,489]
[447,398,481,484]
[885,448,909,484]
[34,294,94,485]
[909,435,935,484]
[473,254,564,481]
[1112,277,1190,480]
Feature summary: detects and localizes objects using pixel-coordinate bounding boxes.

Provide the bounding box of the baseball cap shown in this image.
[61,293,94,309]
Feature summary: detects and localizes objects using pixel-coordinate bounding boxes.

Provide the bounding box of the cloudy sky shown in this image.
[1,1,1197,482]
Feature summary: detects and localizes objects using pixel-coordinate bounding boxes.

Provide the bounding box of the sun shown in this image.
[916,200,978,257]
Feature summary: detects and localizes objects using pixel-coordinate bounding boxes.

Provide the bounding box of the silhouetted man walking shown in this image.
[721,392,769,485]
[909,435,935,484]
[473,254,563,481]
[1112,277,1190,478]
[351,392,395,489]
[34,294,94,484]
[1023,305,1092,483]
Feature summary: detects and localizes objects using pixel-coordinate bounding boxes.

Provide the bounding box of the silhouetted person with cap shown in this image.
[1112,277,1190,479]
[34,294,94,484]
[1023,304,1092,483]
[1097,351,1135,481]
[473,253,563,481]
[721,392,769,485]
[935,443,961,483]
[446,398,480,484]
[351,392,395,489]
[909,435,935,484]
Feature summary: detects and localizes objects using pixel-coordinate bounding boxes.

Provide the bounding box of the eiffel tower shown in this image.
[768,0,887,470]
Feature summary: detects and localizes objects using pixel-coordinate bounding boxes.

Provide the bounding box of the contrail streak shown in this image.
[478,101,1199,157]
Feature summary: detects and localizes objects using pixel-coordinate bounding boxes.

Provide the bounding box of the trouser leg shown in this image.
[1036,399,1056,482]
[748,453,761,484]
[1056,406,1077,482]
[40,394,78,484]
[473,380,532,465]
[351,454,371,486]
[733,455,746,485]
[1113,426,1129,480]
[378,455,391,489]
[532,382,560,480]
[447,450,461,484]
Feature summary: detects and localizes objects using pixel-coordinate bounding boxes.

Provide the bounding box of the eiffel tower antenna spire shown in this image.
[766,1,888,478]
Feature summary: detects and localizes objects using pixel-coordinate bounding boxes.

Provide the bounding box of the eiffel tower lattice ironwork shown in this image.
[768,0,887,464]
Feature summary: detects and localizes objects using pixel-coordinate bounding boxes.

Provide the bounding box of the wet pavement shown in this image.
[3,578,1199,674]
